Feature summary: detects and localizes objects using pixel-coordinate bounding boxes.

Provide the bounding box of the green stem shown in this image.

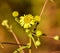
[31,35,37,48]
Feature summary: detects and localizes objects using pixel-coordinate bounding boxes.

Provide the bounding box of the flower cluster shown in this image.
[19,14,35,28]
[12,11,40,29]
[12,11,42,48]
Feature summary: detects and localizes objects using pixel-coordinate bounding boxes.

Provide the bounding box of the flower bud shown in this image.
[12,11,19,17]
[35,40,41,47]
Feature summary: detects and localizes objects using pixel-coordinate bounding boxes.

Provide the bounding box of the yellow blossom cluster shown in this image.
[12,11,41,29]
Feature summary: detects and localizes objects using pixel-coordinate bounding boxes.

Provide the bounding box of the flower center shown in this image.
[24,17,31,23]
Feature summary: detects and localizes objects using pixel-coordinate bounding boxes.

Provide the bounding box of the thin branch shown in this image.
[51,51,60,53]
[10,30,21,47]
[40,0,48,17]
[10,29,25,53]
[0,42,26,46]
[29,38,31,53]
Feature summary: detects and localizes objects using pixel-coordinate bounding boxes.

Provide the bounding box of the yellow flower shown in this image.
[34,16,40,22]
[20,14,35,28]
[1,20,9,28]
[36,30,42,37]
[53,35,60,40]
[35,40,41,47]
[12,11,19,17]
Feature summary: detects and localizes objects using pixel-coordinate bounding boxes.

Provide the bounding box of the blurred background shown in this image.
[0,0,60,53]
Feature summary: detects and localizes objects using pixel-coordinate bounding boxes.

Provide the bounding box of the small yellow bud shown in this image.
[53,35,60,40]
[28,33,32,38]
[35,41,41,47]
[12,11,19,17]
[34,16,40,22]
[25,29,30,33]
[2,20,8,26]
[1,20,9,28]
[36,30,42,37]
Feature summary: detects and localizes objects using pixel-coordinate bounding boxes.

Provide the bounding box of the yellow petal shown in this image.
[25,29,30,33]
[20,22,24,26]
[24,23,31,28]
[30,20,35,25]
[20,19,24,23]
[19,16,24,19]
[28,23,31,28]
[24,23,29,28]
